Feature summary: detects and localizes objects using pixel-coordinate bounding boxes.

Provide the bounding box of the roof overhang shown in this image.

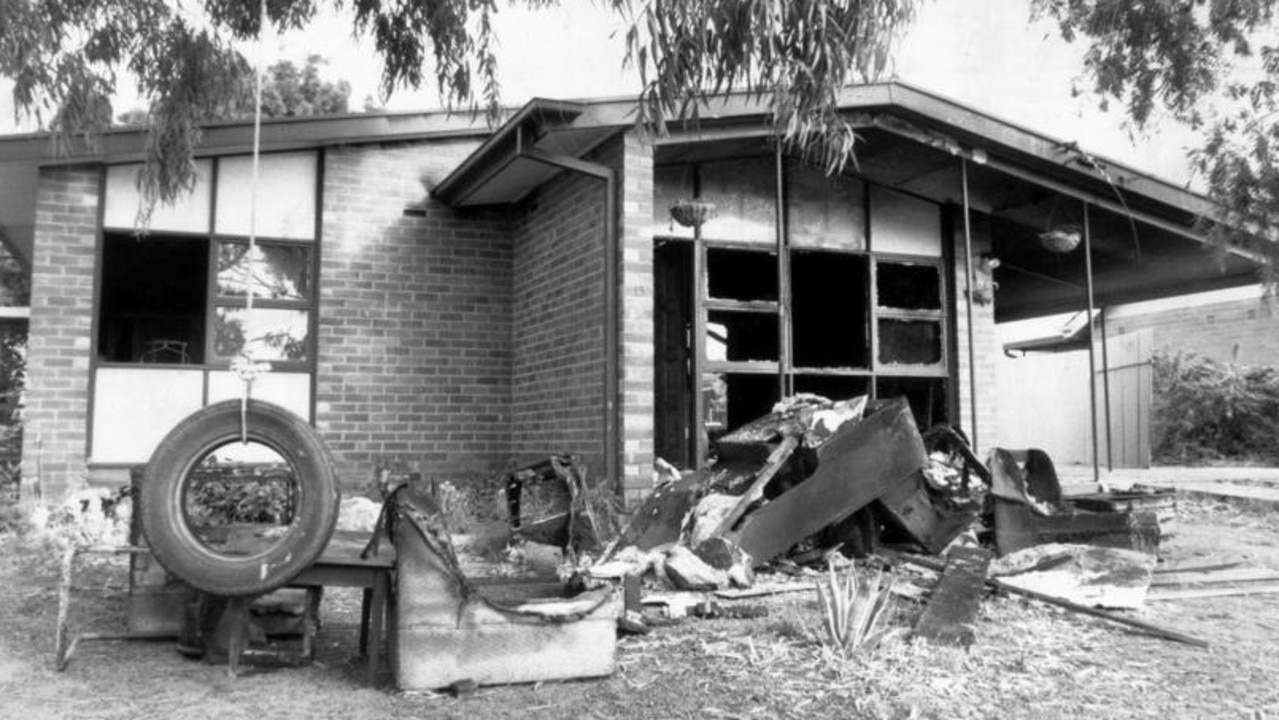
[431,99,621,206]
[0,109,495,265]
[432,82,1266,320]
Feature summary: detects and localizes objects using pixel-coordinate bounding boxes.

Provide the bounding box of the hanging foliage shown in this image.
[0,0,919,209]
[1033,0,1279,289]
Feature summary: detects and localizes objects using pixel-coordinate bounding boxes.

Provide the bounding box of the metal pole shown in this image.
[774,142,790,400]
[960,158,979,451]
[1100,306,1114,470]
[1083,201,1101,484]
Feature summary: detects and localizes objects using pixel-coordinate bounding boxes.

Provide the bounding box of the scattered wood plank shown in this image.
[1147,584,1279,601]
[1153,561,1244,576]
[888,551,1209,648]
[1151,568,1279,588]
[912,546,994,647]
[713,584,813,600]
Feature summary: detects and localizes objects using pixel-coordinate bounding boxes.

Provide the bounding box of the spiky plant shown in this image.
[814,563,895,659]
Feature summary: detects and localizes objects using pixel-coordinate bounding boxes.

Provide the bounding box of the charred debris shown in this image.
[509,394,1193,647]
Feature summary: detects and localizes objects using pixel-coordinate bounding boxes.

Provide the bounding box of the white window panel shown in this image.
[870,186,942,256]
[207,371,312,422]
[103,161,212,233]
[215,152,317,240]
[91,368,204,464]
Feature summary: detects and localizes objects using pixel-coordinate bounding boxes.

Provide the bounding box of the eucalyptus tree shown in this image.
[0,0,919,208]
[1034,0,1279,285]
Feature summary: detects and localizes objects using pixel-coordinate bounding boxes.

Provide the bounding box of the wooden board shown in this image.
[913,546,993,647]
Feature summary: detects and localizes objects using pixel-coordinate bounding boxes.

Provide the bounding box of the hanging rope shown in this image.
[233,0,272,444]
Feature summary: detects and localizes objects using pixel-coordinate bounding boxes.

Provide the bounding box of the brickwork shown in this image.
[21,166,100,499]
[616,132,656,505]
[317,140,515,489]
[509,142,612,480]
[1108,295,1279,367]
[952,209,999,454]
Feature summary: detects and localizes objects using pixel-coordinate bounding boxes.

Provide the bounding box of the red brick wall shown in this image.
[22,166,100,499]
[953,209,999,454]
[317,141,514,489]
[1107,293,1279,366]
[617,132,656,504]
[509,141,614,478]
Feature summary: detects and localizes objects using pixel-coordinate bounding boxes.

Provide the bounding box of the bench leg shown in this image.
[367,573,388,685]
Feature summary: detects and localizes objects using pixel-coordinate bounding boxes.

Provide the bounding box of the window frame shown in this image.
[96,151,321,372]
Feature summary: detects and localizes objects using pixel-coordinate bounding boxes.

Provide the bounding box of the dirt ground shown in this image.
[1,495,1277,720]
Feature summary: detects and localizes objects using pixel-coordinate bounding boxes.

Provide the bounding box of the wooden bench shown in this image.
[289,529,395,685]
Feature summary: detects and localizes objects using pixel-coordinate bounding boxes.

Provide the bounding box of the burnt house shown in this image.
[0,82,1263,503]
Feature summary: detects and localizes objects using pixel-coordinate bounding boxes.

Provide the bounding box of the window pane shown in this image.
[215,308,310,362]
[878,262,942,310]
[699,157,776,244]
[791,252,870,368]
[215,152,317,240]
[870,186,941,256]
[707,311,778,362]
[97,233,207,363]
[792,375,870,403]
[787,165,866,250]
[706,248,777,302]
[217,243,312,301]
[876,377,947,428]
[877,319,942,366]
[104,161,212,233]
[703,372,779,447]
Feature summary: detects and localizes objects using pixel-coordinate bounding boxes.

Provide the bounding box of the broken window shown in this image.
[792,374,871,401]
[653,154,953,462]
[876,377,948,429]
[98,152,320,367]
[706,310,778,363]
[791,251,870,369]
[706,248,777,302]
[98,233,209,364]
[703,372,779,444]
[877,262,941,311]
[877,319,943,366]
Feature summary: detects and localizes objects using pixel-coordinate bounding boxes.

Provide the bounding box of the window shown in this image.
[98,232,208,364]
[98,152,318,367]
[654,154,953,463]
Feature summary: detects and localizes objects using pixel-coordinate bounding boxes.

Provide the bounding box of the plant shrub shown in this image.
[1151,350,1279,464]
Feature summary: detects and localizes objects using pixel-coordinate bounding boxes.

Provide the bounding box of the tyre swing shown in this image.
[139,12,339,597]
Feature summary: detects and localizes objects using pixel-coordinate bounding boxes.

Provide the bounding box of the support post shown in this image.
[960,158,979,451]
[1083,202,1100,484]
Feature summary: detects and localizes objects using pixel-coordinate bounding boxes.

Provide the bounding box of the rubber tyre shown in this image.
[140,399,341,596]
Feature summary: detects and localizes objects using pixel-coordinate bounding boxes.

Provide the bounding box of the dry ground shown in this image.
[1,496,1277,720]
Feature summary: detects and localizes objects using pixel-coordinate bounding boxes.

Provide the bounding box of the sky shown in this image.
[0,0,1204,185]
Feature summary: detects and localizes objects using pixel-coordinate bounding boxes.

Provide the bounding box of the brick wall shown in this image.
[1107,294,1279,366]
[21,166,100,499]
[617,132,656,505]
[317,140,514,490]
[509,141,613,480]
[952,208,999,454]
